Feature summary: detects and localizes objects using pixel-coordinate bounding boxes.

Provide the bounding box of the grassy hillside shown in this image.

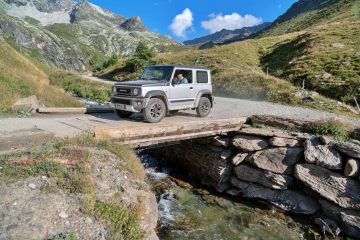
[260,0,358,37]
[0,37,82,112]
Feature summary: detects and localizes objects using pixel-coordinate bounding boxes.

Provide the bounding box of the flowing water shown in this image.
[140,153,313,240]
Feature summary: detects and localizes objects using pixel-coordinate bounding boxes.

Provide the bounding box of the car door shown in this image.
[168,68,196,109]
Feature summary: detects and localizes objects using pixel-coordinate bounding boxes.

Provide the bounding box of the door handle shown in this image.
[189,87,193,90]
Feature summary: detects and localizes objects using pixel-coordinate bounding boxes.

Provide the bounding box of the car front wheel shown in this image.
[143,98,166,123]
[196,97,211,117]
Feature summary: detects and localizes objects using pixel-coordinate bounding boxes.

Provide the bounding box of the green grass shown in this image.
[304,118,350,141]
[92,202,144,240]
[0,38,82,113]
[49,71,112,103]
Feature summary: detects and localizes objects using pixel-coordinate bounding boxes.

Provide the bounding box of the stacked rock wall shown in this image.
[160,125,360,238]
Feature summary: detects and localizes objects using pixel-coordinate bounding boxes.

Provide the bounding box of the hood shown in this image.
[114,80,168,87]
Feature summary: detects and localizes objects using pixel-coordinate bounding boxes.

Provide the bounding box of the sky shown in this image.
[90,0,298,41]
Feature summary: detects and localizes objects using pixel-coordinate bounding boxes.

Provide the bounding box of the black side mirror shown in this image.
[172,78,180,86]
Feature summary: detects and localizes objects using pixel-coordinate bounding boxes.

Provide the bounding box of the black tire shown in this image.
[196,97,211,117]
[115,109,132,118]
[143,98,166,123]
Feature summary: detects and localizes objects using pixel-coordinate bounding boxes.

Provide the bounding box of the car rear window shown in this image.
[196,71,208,83]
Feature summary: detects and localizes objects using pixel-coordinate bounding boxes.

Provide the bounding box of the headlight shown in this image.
[112,87,117,94]
[133,88,140,95]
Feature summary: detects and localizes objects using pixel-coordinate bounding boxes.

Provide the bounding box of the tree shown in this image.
[125,41,155,72]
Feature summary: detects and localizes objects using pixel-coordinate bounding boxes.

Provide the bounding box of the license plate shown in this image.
[115,104,126,110]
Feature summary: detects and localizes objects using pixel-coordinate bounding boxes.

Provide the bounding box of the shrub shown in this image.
[304,118,350,141]
[124,41,155,73]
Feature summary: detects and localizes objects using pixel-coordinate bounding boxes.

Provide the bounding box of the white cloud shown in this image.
[201,13,262,33]
[170,8,193,38]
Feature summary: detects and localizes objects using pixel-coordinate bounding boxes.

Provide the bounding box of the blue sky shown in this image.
[90,0,298,41]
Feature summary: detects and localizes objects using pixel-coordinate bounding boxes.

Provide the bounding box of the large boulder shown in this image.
[319,200,360,238]
[230,178,320,214]
[304,138,343,170]
[247,147,303,174]
[232,135,268,152]
[334,140,360,159]
[11,95,39,113]
[233,165,293,190]
[238,126,310,139]
[295,164,360,210]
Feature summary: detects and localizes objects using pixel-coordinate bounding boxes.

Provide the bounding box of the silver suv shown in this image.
[111,65,213,123]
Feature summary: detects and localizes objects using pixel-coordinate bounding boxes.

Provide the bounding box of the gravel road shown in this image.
[0,96,358,139]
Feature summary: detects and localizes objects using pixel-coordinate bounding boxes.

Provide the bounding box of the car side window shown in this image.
[173,69,193,84]
[196,71,208,83]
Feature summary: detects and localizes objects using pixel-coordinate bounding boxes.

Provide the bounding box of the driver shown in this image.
[177,73,188,84]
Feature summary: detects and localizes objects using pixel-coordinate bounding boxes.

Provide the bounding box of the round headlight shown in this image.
[133,88,139,95]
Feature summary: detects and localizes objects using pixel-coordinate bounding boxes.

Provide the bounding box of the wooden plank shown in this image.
[95,117,247,146]
[38,107,113,114]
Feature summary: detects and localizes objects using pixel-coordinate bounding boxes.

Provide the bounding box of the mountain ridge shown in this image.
[183,22,271,45]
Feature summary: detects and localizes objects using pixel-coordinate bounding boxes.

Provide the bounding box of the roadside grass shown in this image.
[0,135,146,239]
[304,118,351,141]
[49,71,112,103]
[0,38,82,113]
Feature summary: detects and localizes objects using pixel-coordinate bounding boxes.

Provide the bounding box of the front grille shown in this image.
[112,98,131,105]
[116,87,131,96]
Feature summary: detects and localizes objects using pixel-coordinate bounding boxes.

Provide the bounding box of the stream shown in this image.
[140,152,313,240]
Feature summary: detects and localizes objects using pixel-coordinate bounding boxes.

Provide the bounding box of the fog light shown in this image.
[136,101,142,105]
[133,88,139,95]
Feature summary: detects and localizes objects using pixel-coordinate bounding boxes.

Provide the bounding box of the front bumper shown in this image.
[111,96,149,113]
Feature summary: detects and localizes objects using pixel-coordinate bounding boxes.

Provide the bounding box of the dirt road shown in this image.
[0,97,358,139]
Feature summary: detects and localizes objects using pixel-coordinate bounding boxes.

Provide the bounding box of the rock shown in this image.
[331,43,344,48]
[211,136,231,147]
[230,178,320,214]
[238,127,309,139]
[220,149,232,160]
[205,144,224,152]
[11,95,38,113]
[59,211,69,219]
[247,147,303,174]
[28,183,36,190]
[232,135,269,152]
[352,129,360,141]
[334,140,360,158]
[85,217,93,224]
[232,153,248,165]
[268,137,300,147]
[295,164,360,210]
[120,16,147,32]
[304,138,343,170]
[319,200,360,238]
[319,136,333,145]
[314,218,341,236]
[344,159,360,177]
[250,115,310,130]
[233,165,293,190]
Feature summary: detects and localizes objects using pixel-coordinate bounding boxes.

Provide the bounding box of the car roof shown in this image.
[147,64,209,70]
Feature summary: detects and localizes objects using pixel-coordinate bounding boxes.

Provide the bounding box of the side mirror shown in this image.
[172,78,180,86]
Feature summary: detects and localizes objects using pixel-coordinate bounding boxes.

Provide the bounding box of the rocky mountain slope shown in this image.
[183,22,271,45]
[0,0,179,71]
[0,35,81,112]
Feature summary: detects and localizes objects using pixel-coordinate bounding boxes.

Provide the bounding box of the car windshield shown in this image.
[140,66,173,81]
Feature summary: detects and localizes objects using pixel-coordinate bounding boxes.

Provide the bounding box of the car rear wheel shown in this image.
[143,98,166,123]
[196,97,211,117]
[115,109,132,118]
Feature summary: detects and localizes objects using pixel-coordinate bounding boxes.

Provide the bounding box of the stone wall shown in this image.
[160,125,360,238]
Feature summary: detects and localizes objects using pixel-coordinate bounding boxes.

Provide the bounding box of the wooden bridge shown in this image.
[94,117,248,147]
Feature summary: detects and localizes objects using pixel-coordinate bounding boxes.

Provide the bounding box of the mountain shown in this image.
[183,22,271,45]
[0,36,81,112]
[0,0,179,71]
